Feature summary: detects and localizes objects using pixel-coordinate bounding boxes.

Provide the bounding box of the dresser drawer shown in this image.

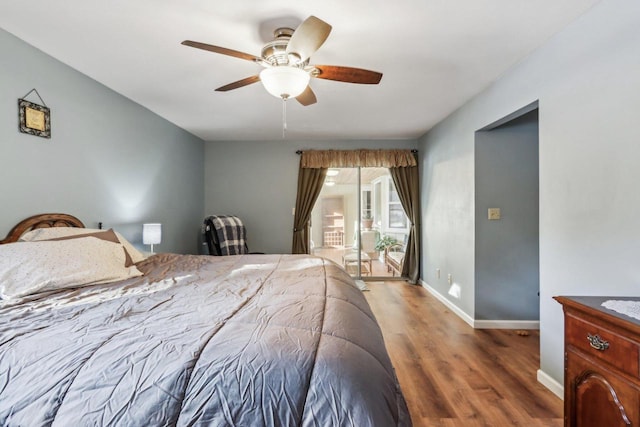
[565,313,639,377]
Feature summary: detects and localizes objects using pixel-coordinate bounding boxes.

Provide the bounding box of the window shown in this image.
[361,189,372,220]
[388,180,408,229]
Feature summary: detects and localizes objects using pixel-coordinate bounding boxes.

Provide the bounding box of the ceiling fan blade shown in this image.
[312,65,383,84]
[182,40,262,63]
[286,16,332,63]
[215,75,261,92]
[296,86,317,106]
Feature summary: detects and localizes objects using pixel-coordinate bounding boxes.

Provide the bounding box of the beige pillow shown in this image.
[47,228,134,267]
[20,227,146,263]
[0,238,143,299]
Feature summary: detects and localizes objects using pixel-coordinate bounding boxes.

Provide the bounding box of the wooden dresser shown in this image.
[555,296,640,427]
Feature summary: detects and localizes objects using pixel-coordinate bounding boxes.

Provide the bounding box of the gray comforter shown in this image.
[0,253,411,426]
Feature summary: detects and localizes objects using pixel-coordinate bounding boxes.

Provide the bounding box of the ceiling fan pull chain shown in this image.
[282,97,288,138]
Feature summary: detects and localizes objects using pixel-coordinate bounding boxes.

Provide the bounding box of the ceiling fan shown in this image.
[181,16,383,106]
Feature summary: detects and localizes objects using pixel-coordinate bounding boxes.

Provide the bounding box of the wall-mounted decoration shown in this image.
[18,89,51,139]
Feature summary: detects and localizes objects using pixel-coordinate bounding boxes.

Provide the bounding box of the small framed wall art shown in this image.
[18,89,51,139]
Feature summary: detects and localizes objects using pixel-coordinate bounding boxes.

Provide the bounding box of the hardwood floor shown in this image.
[364,281,563,427]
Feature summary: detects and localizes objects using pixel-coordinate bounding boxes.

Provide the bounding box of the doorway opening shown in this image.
[475,101,540,324]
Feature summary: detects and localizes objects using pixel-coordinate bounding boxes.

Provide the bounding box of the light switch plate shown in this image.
[488,208,501,220]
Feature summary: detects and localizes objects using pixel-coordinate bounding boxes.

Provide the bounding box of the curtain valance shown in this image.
[300,149,417,168]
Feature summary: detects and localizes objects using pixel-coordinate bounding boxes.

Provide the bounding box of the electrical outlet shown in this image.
[436,268,440,279]
[447,274,452,285]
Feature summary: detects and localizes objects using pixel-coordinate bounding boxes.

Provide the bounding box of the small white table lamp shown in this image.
[143,223,162,254]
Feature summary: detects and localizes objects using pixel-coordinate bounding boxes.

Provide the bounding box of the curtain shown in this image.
[389,164,420,284]
[291,166,327,254]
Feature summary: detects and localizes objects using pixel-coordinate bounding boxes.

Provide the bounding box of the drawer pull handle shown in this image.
[587,334,609,351]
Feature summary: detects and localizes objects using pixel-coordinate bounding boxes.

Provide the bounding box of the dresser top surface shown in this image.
[555,296,640,329]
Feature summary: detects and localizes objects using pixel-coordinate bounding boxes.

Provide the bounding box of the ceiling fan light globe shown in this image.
[260,67,310,99]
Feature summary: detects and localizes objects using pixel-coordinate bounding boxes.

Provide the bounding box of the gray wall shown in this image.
[204,139,418,254]
[419,0,640,387]
[0,29,205,254]
[475,110,539,321]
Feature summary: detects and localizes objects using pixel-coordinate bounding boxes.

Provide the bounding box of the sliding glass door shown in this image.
[310,167,409,280]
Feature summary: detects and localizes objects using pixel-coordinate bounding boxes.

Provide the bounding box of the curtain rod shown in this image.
[296,149,418,154]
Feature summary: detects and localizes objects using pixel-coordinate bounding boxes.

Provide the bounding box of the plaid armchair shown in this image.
[203,215,249,256]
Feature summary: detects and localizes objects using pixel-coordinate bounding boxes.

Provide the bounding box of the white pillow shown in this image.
[20,227,146,263]
[0,237,143,299]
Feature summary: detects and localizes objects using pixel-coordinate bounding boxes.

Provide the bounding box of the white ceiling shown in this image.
[1,0,599,142]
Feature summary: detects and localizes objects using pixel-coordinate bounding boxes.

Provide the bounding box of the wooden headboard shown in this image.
[0,213,85,244]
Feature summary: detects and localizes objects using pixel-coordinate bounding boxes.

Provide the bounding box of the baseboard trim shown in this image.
[537,369,564,400]
[420,280,539,330]
[474,320,540,330]
[420,280,475,327]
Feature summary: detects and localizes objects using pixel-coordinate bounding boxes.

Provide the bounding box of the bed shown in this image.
[0,213,411,426]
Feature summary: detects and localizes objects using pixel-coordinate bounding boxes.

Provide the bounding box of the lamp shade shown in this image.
[143,223,162,245]
[260,66,310,99]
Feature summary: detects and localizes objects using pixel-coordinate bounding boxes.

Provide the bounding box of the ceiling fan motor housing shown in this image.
[261,28,305,66]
